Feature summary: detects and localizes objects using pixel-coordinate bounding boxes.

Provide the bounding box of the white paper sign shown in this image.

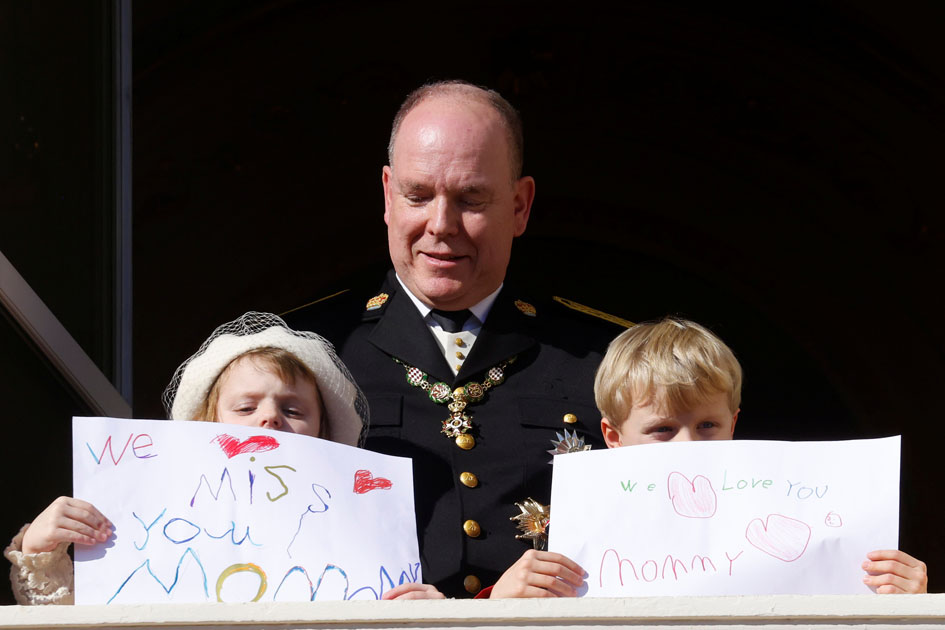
[73,417,420,604]
[550,437,899,596]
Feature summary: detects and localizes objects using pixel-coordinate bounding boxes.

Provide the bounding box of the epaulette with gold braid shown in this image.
[552,296,634,328]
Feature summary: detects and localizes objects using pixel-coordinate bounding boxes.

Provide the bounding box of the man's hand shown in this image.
[21,497,112,554]
[381,582,446,600]
[862,549,928,593]
[490,549,585,598]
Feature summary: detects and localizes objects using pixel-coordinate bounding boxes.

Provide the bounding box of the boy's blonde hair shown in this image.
[594,318,742,426]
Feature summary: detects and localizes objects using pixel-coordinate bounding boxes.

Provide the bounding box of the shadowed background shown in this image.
[1,0,943,601]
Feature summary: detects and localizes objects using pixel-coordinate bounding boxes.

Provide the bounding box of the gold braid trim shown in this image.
[552,296,634,328]
[280,289,351,317]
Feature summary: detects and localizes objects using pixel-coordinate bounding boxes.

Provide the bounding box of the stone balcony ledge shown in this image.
[2,594,945,629]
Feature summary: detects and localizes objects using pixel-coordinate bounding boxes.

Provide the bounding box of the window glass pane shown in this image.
[0,1,116,381]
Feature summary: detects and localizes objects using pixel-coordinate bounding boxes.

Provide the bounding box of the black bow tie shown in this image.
[429,309,473,333]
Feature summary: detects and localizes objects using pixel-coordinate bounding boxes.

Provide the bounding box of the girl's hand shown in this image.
[21,497,112,554]
[863,549,928,594]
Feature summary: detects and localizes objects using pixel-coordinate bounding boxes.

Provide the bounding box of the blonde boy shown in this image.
[490,317,927,597]
[595,318,740,447]
[592,317,925,595]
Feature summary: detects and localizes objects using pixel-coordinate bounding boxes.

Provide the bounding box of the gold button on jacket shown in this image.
[463,574,482,594]
[460,472,479,488]
[455,434,475,449]
[463,519,481,537]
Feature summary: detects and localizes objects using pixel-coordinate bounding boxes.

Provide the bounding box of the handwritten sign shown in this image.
[72,417,420,604]
[549,437,899,596]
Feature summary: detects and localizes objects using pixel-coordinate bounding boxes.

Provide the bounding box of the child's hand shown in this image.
[381,582,446,600]
[22,497,112,555]
[490,549,585,598]
[862,549,928,594]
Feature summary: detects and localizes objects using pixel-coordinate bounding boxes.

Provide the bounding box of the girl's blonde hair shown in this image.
[594,318,742,426]
[194,347,328,439]
[163,312,368,447]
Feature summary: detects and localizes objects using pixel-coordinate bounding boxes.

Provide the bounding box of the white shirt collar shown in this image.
[395,275,503,327]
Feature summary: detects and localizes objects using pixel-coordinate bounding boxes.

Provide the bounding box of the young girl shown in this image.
[5,312,441,603]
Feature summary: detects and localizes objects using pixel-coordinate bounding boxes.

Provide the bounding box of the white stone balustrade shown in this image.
[2,595,945,630]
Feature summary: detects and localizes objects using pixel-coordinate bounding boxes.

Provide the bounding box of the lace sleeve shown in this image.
[4,524,74,605]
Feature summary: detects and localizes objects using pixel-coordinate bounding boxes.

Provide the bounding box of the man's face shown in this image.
[383,97,535,310]
[601,391,739,447]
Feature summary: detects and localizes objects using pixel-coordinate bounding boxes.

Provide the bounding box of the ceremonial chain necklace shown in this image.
[393,356,516,444]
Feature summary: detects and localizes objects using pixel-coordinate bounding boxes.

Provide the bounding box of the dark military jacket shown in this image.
[286,270,624,597]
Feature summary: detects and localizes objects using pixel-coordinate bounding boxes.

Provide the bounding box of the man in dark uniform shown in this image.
[286,81,628,598]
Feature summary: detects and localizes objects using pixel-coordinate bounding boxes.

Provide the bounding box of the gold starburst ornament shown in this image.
[510,498,550,550]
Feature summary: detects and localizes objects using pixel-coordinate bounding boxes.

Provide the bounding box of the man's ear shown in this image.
[511,175,535,236]
[382,165,393,226]
[601,418,624,449]
[731,408,740,437]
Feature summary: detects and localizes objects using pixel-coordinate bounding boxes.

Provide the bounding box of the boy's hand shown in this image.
[490,549,585,598]
[21,496,112,554]
[381,582,445,600]
[862,549,928,594]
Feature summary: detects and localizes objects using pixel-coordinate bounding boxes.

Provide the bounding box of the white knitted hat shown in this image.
[162,312,367,447]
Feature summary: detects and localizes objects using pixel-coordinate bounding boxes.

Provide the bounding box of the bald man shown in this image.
[287,81,627,598]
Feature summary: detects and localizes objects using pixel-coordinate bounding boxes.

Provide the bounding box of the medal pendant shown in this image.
[441,412,472,438]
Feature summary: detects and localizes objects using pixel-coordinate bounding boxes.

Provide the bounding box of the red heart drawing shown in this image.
[667,472,717,518]
[213,434,280,458]
[353,469,393,494]
[745,514,811,562]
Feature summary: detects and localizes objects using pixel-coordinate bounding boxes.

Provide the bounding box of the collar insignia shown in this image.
[514,300,537,317]
[365,293,389,311]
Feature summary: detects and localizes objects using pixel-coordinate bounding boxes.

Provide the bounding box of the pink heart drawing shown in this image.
[667,472,717,518]
[213,434,280,458]
[745,514,811,562]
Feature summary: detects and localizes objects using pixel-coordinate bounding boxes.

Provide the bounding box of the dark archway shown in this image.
[131,1,945,589]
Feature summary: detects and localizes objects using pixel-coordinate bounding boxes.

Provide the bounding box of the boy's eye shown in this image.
[283,407,305,417]
[698,421,718,430]
[653,426,674,433]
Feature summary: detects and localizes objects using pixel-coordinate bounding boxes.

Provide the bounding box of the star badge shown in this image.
[547,428,591,462]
